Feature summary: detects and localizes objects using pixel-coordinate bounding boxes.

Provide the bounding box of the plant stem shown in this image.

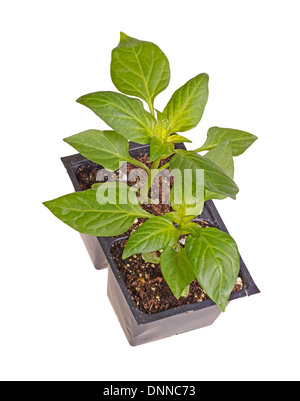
[158,162,170,172]
[139,157,161,203]
[148,101,155,117]
[130,159,150,174]
[194,146,206,153]
[151,157,161,171]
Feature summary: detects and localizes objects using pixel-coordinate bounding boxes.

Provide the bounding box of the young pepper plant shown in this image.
[43,33,257,312]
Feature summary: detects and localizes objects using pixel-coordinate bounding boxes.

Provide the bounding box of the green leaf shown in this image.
[196,127,258,156]
[160,246,195,299]
[204,140,234,178]
[142,252,161,264]
[91,183,102,189]
[171,163,205,218]
[204,140,234,201]
[123,216,180,259]
[77,91,156,145]
[167,134,192,144]
[111,32,170,113]
[185,227,240,312]
[162,73,209,133]
[180,222,202,236]
[43,184,152,237]
[170,149,239,200]
[149,136,174,162]
[163,211,184,225]
[155,110,172,140]
[64,130,142,171]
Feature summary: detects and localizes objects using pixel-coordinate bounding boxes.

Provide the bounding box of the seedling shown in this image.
[44,33,257,311]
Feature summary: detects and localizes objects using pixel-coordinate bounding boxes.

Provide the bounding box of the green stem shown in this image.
[148,101,155,117]
[158,162,170,172]
[151,157,161,171]
[139,157,161,203]
[129,158,150,174]
[194,146,207,153]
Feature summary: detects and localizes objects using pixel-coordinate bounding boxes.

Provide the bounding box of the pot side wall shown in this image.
[107,267,223,346]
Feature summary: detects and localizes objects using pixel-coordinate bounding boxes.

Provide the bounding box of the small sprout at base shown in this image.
[142,252,160,264]
[180,285,190,298]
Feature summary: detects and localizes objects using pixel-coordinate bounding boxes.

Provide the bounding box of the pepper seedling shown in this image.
[44,33,257,312]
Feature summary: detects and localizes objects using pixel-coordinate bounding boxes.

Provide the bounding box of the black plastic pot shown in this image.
[62,142,260,346]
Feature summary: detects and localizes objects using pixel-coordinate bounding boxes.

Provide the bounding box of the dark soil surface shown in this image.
[76,152,171,193]
[111,223,244,315]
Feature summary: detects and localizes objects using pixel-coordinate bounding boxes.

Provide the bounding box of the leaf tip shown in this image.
[122,249,130,260]
[42,200,52,212]
[76,95,85,105]
[120,31,129,41]
[122,254,129,260]
[63,136,71,145]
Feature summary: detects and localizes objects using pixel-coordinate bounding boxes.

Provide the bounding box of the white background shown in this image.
[1,0,299,381]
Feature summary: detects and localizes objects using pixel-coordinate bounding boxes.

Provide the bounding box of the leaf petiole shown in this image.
[139,157,161,203]
[158,162,170,172]
[129,157,151,174]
